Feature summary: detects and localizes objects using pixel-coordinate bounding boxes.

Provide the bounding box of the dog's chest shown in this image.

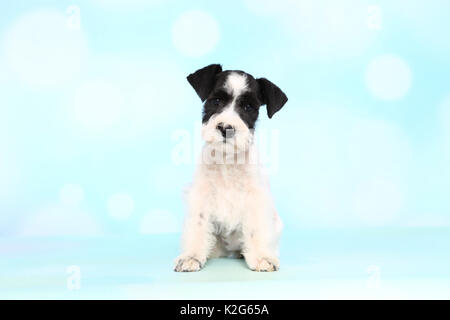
[205,164,252,230]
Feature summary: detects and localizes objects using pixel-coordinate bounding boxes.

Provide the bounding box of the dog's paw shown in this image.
[254,258,279,272]
[245,255,279,272]
[174,255,203,272]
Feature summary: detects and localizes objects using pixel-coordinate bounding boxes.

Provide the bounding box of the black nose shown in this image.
[216,122,235,138]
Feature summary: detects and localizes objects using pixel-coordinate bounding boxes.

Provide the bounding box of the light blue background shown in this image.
[1,0,450,299]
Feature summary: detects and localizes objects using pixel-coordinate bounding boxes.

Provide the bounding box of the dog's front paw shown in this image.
[174,255,203,272]
[254,258,279,272]
[245,255,279,272]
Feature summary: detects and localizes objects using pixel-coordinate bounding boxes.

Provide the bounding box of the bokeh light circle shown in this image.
[365,54,412,101]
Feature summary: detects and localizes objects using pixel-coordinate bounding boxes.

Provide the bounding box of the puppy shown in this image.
[174,64,288,272]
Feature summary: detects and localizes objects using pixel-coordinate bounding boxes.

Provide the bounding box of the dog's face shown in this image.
[187,64,288,155]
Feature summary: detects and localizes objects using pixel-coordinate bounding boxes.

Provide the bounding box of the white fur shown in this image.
[224,72,248,96]
[174,73,282,272]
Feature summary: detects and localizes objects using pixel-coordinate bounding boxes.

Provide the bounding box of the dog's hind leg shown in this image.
[208,236,228,258]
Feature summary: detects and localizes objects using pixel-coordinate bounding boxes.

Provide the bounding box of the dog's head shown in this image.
[187,64,288,155]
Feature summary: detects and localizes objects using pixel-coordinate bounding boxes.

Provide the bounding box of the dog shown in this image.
[174,64,288,272]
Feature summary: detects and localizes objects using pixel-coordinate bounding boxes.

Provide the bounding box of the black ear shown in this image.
[187,64,222,102]
[257,78,288,118]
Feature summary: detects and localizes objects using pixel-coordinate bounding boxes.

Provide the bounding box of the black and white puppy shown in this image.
[174,64,288,272]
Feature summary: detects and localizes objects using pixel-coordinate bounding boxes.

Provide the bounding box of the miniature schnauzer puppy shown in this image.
[174,64,288,272]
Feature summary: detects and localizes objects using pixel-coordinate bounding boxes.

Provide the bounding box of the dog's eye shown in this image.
[213,98,221,106]
[244,104,254,112]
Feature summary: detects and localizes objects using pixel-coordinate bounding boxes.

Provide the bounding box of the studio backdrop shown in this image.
[1,0,450,299]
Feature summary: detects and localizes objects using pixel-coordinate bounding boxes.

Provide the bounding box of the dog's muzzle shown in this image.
[216,122,235,140]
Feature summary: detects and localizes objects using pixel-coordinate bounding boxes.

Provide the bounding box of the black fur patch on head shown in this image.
[202,87,232,124]
[187,65,288,128]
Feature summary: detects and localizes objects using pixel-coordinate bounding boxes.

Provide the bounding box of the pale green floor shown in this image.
[1,228,450,299]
